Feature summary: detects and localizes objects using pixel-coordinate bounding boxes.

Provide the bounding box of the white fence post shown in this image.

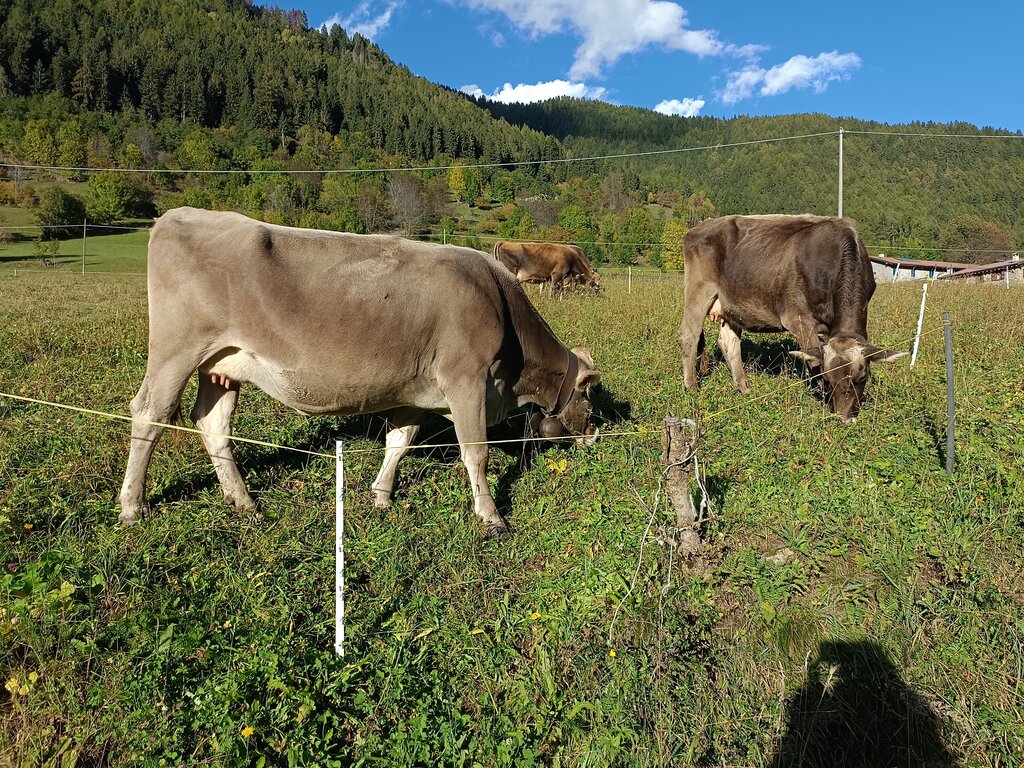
[628,266,632,294]
[335,440,345,657]
[910,282,928,367]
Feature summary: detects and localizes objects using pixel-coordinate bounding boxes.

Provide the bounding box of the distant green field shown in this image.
[0,229,150,274]
[1,265,1022,766]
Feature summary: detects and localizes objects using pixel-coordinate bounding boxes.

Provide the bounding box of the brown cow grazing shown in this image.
[492,241,600,293]
[119,208,601,537]
[679,214,906,423]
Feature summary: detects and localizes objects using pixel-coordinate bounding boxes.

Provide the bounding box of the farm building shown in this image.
[870,253,1024,284]
[936,255,1024,285]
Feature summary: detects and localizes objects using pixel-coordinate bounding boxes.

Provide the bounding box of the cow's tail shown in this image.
[492,241,502,260]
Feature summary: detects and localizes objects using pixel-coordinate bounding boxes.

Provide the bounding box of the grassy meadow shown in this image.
[1,236,1023,766]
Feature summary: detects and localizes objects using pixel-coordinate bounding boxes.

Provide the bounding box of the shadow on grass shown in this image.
[769,640,958,768]
[150,387,633,525]
[699,328,804,383]
[922,411,950,471]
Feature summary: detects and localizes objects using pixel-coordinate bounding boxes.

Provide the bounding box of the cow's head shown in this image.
[791,333,907,423]
[587,272,601,294]
[531,347,601,444]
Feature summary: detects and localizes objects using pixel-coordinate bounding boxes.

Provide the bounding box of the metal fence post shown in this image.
[82,218,87,274]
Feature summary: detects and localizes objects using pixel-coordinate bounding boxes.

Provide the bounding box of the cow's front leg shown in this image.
[447,391,507,537]
[371,407,423,508]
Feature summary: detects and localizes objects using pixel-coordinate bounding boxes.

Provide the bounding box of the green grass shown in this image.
[0,229,151,274]
[1,255,1023,766]
[0,205,38,229]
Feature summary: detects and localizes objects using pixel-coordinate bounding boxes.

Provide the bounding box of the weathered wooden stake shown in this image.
[661,418,701,554]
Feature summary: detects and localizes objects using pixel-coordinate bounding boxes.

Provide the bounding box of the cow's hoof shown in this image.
[372,490,390,509]
[118,509,141,525]
[223,494,256,512]
[485,523,513,541]
[737,381,751,395]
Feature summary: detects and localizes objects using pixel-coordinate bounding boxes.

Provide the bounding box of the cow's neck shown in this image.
[830,233,870,337]
[499,278,579,411]
[515,344,576,412]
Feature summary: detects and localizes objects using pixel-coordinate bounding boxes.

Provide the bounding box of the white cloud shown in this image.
[460,79,608,104]
[654,97,705,117]
[720,50,861,104]
[320,2,400,40]
[453,0,753,79]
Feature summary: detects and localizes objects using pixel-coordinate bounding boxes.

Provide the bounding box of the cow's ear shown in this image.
[571,347,595,369]
[862,344,908,364]
[791,348,823,368]
[576,368,601,391]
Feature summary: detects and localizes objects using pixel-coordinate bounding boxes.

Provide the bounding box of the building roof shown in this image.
[936,258,1024,280]
[868,254,974,271]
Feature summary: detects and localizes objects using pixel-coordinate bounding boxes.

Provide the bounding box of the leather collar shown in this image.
[552,349,579,415]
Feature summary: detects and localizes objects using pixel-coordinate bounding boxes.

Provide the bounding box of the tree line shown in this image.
[1,0,1021,265]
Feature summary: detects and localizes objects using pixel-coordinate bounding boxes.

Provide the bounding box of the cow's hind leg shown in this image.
[371,407,424,508]
[717,322,749,394]
[191,373,254,512]
[118,360,196,523]
[679,284,718,389]
[446,386,506,537]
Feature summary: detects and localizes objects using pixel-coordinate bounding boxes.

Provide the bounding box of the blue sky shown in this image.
[281,1,1024,131]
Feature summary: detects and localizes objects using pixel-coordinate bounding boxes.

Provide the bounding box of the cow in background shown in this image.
[492,241,600,293]
[119,208,601,538]
[679,214,906,422]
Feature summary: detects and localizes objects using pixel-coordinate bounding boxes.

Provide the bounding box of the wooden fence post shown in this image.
[661,417,702,555]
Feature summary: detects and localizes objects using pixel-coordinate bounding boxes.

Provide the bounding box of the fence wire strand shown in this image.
[0,322,952,458]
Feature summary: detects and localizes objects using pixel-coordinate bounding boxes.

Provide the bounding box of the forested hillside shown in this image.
[480,98,1024,259]
[1,0,1022,264]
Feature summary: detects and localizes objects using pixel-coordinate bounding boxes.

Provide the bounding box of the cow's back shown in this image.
[146,208,545,413]
[684,214,872,334]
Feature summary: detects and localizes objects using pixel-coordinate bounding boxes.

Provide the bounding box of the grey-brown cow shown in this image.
[119,208,600,536]
[492,241,600,293]
[679,214,905,422]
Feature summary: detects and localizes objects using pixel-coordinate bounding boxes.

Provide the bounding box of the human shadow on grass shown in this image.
[769,640,958,768]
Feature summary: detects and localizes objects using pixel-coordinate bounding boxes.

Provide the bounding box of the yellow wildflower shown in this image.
[530,612,541,620]
[240,726,254,739]
[545,457,568,475]
[608,649,617,658]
